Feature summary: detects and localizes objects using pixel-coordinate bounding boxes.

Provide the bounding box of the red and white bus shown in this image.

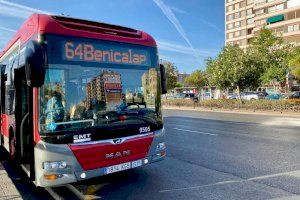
[0,14,167,187]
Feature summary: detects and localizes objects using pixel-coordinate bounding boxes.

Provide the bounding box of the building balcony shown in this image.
[226,23,255,33]
[226,0,245,6]
[226,33,255,42]
[226,4,253,15]
[253,0,286,10]
[254,5,300,21]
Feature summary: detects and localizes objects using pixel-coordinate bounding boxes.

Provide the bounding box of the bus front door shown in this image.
[15,67,34,179]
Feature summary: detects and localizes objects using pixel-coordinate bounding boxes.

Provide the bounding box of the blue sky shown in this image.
[0,0,224,73]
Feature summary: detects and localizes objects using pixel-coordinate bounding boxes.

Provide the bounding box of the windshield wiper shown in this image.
[55,119,95,126]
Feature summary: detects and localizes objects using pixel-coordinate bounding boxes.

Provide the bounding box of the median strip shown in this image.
[172,128,218,136]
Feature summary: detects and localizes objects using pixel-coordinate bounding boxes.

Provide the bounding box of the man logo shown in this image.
[106,150,131,159]
[113,138,123,144]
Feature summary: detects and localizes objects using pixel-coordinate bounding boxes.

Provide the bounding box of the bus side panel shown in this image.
[1,113,9,151]
[1,114,9,137]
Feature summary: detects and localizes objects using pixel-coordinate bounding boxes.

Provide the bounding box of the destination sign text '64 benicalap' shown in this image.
[62,41,151,66]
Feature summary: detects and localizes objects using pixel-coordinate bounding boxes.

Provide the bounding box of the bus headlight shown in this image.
[43,161,67,170]
[156,142,166,151]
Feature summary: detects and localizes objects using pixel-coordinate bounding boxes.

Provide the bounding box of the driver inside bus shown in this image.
[116,93,127,112]
[45,90,65,124]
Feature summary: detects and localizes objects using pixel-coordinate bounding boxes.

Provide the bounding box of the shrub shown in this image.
[162,99,300,112]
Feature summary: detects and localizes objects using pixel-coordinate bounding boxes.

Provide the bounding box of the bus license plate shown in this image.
[105,160,142,174]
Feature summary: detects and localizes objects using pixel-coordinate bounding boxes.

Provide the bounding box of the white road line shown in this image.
[248,170,300,181]
[159,180,240,193]
[262,118,300,127]
[172,128,218,136]
[66,184,86,200]
[45,187,64,200]
[169,124,283,141]
[66,184,102,200]
[270,195,300,200]
[159,169,300,193]
[224,121,254,125]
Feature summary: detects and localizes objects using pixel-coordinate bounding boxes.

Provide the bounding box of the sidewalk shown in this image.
[163,106,300,118]
[0,152,22,200]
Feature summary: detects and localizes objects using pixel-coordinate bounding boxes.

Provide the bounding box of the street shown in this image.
[1,109,300,200]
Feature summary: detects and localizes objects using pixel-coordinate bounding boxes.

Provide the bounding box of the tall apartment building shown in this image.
[85,71,122,109]
[177,73,190,85]
[225,0,300,48]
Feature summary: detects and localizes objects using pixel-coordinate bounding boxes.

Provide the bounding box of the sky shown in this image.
[0,0,225,73]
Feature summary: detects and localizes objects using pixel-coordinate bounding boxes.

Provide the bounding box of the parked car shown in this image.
[265,93,282,100]
[184,93,195,99]
[173,93,185,99]
[284,91,300,99]
[257,91,268,97]
[182,93,199,102]
[241,91,265,100]
[227,93,238,99]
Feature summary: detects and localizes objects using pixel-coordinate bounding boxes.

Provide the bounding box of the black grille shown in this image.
[52,16,142,39]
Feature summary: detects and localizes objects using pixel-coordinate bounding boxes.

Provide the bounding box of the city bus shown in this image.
[0,14,167,187]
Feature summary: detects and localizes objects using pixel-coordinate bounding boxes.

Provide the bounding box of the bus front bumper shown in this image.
[34,129,165,187]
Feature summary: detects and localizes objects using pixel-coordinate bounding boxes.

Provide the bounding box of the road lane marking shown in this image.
[66,184,86,200]
[159,180,240,193]
[168,124,292,142]
[172,128,218,136]
[45,187,64,200]
[248,170,300,181]
[224,121,254,126]
[262,118,300,127]
[159,169,300,193]
[270,195,300,200]
[66,184,102,200]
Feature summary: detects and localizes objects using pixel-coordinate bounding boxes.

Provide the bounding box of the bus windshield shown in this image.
[39,64,161,134]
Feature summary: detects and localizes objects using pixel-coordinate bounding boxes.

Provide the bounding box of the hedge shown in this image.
[162,99,300,112]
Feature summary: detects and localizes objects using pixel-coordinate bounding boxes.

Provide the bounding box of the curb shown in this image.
[0,154,22,200]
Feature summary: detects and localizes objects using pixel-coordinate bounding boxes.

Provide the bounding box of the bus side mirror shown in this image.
[25,40,46,87]
[160,64,167,94]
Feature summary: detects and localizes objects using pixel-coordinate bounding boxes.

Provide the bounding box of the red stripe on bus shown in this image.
[69,134,154,171]
[1,114,9,137]
[33,88,41,144]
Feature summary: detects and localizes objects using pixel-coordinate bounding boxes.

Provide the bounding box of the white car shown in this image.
[241,92,265,100]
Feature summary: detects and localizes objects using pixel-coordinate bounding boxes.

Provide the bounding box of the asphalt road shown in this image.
[1,109,300,200]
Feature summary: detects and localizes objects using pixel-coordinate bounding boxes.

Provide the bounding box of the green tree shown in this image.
[206,57,231,90]
[205,27,296,96]
[163,61,178,90]
[175,82,183,88]
[206,45,260,98]
[249,27,292,88]
[184,70,207,88]
[288,46,300,80]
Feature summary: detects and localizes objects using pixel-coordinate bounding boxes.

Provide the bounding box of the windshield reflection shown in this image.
[39,65,160,133]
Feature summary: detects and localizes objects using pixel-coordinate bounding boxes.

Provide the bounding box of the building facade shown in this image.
[177,73,190,85]
[85,71,122,110]
[225,0,300,48]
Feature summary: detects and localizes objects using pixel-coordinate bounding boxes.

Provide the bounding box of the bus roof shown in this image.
[0,14,157,59]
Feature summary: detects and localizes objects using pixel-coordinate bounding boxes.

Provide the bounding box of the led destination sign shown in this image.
[63,41,151,66]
